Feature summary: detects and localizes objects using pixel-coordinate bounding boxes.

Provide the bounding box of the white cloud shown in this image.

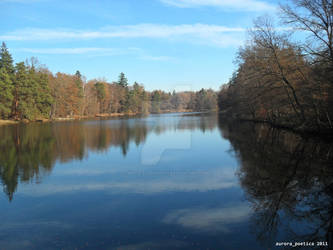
[15,47,121,55]
[160,0,275,12]
[0,24,246,47]
[13,47,174,61]
[0,0,42,2]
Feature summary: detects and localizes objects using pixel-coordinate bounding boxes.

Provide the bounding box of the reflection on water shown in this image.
[219,117,333,249]
[0,113,217,201]
[0,113,332,249]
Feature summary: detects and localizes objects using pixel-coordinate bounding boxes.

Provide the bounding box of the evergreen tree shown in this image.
[0,68,13,118]
[14,62,34,119]
[75,70,82,79]
[74,70,84,115]
[151,91,161,113]
[94,82,105,113]
[0,42,14,75]
[13,62,53,120]
[117,72,128,88]
[116,73,129,112]
[33,69,53,118]
[125,82,141,113]
[75,70,84,98]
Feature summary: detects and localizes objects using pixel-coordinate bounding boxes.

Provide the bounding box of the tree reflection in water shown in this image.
[2,113,331,247]
[0,114,217,201]
[218,116,333,249]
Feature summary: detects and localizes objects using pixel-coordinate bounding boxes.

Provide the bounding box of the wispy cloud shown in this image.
[0,24,246,47]
[13,47,174,61]
[0,0,47,3]
[15,47,122,55]
[160,0,275,12]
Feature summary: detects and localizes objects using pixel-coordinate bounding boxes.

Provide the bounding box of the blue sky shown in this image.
[0,0,281,91]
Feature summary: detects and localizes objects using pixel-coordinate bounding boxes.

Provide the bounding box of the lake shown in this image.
[0,113,332,249]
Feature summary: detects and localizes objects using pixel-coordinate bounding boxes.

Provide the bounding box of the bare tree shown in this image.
[280,0,333,127]
[280,0,333,67]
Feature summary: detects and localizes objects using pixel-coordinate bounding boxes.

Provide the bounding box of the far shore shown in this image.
[0,109,194,126]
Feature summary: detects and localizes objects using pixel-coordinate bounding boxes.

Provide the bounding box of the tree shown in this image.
[126,82,145,113]
[247,17,308,124]
[75,70,84,98]
[74,70,84,115]
[12,62,29,119]
[280,0,333,69]
[170,90,181,110]
[0,68,13,118]
[0,42,14,119]
[151,90,161,113]
[115,73,129,112]
[280,0,333,127]
[0,42,14,75]
[13,62,52,120]
[190,88,217,111]
[117,72,128,88]
[32,68,53,118]
[49,72,85,118]
[94,82,106,113]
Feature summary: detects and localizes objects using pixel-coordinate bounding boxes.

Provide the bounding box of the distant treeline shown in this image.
[218,1,333,132]
[0,44,217,121]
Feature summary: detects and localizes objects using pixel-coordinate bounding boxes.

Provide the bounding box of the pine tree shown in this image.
[74,70,84,115]
[94,82,105,113]
[117,72,128,88]
[0,42,14,75]
[14,62,34,119]
[75,70,84,98]
[34,69,53,118]
[12,63,53,120]
[0,68,13,118]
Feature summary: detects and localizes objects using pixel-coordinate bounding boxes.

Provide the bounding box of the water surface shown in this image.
[0,113,332,249]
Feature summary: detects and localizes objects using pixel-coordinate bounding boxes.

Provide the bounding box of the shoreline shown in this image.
[0,120,19,126]
[218,113,333,140]
[0,110,194,126]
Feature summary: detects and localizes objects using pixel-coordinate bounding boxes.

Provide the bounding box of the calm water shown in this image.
[0,113,332,250]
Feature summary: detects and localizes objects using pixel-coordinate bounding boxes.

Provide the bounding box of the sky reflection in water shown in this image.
[0,113,331,249]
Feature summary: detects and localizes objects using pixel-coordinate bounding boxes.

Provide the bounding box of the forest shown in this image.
[217,0,333,133]
[0,43,217,121]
